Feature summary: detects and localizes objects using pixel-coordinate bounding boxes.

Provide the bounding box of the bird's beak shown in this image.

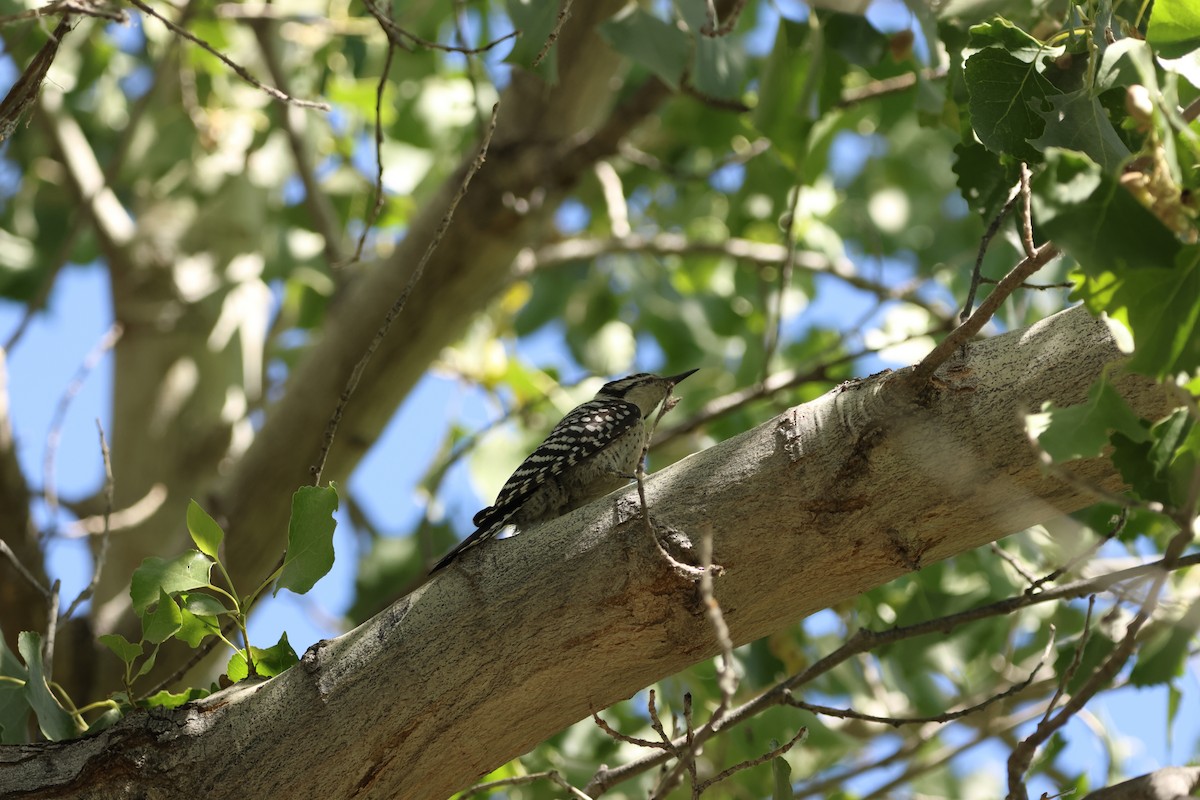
[667,368,699,385]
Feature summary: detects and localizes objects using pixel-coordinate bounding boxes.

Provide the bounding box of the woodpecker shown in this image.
[430,369,698,572]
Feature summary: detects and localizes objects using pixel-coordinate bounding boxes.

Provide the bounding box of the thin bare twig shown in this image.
[991,542,1039,586]
[585,552,1200,795]
[695,726,807,791]
[459,769,592,800]
[1030,510,1126,593]
[42,322,123,541]
[0,540,52,598]
[835,67,950,109]
[347,39,397,265]
[126,0,330,110]
[60,420,114,621]
[1039,597,1094,728]
[532,0,574,67]
[908,242,1060,387]
[762,183,803,382]
[961,183,1020,325]
[359,0,517,55]
[617,137,771,183]
[0,0,125,25]
[592,706,669,750]
[787,638,1048,727]
[310,101,501,485]
[1018,162,1036,258]
[1006,526,1194,799]
[699,0,749,36]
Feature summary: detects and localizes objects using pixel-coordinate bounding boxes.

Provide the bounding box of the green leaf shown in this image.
[752,18,822,169]
[186,499,225,559]
[134,645,160,680]
[504,0,561,82]
[142,687,210,710]
[1123,247,1200,378]
[142,589,184,645]
[598,7,691,90]
[964,48,1060,162]
[1032,149,1182,275]
[1129,607,1200,686]
[275,483,339,596]
[98,633,143,667]
[1029,90,1131,170]
[86,706,123,735]
[130,551,214,615]
[967,17,1051,54]
[771,747,793,800]
[179,592,230,617]
[0,626,30,744]
[226,632,299,681]
[18,631,82,741]
[691,35,744,100]
[1147,0,1200,52]
[1114,410,1200,506]
[175,608,221,648]
[1030,377,1149,462]
[953,140,1019,219]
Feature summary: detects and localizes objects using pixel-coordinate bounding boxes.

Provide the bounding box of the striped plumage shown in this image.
[430,369,697,572]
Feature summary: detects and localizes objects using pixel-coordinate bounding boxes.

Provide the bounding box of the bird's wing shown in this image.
[470,398,642,530]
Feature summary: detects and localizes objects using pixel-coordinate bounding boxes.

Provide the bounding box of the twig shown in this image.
[126,0,330,110]
[991,542,1039,586]
[645,688,677,749]
[835,67,950,108]
[532,0,573,67]
[762,183,803,382]
[593,161,630,237]
[359,0,517,55]
[458,769,592,800]
[694,726,807,791]
[617,137,771,183]
[515,233,945,316]
[655,321,956,447]
[43,579,60,681]
[584,552,1200,795]
[592,706,669,750]
[907,242,1060,387]
[786,638,1048,727]
[42,322,123,541]
[0,17,73,144]
[1029,510,1126,594]
[0,0,125,25]
[1038,597,1094,727]
[1018,162,1036,258]
[60,420,114,621]
[960,182,1020,324]
[699,0,748,37]
[310,101,500,485]
[0,540,52,598]
[347,38,397,264]
[698,527,735,718]
[1005,527,1193,799]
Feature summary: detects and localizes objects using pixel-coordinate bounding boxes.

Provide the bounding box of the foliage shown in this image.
[0,490,336,740]
[0,0,1198,796]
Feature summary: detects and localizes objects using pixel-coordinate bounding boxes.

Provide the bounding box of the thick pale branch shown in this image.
[0,306,1176,799]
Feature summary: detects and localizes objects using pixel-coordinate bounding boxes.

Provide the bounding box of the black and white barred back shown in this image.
[430,369,697,572]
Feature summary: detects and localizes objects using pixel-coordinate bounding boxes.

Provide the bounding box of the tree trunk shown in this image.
[0,306,1174,799]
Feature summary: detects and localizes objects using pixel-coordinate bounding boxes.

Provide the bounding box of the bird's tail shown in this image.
[429,514,502,573]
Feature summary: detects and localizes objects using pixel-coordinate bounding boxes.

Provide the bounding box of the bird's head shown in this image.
[596,369,698,417]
